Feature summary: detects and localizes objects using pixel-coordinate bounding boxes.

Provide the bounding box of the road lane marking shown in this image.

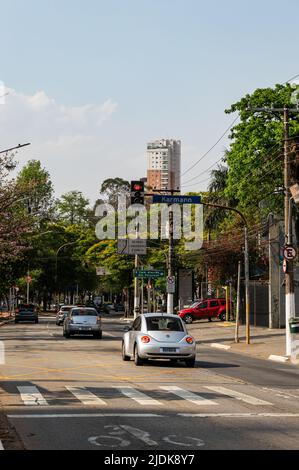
[8,413,162,419]
[114,386,163,406]
[17,386,49,406]
[262,387,299,399]
[159,386,218,406]
[7,412,299,419]
[66,386,107,406]
[205,386,272,405]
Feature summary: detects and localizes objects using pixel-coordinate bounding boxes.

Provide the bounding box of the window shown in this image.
[220,300,226,305]
[199,302,208,309]
[71,309,98,316]
[146,317,183,332]
[210,301,219,307]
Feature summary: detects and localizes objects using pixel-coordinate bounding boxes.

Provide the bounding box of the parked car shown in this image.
[122,313,196,367]
[56,305,77,326]
[114,303,124,312]
[15,304,39,324]
[178,298,229,324]
[63,307,102,339]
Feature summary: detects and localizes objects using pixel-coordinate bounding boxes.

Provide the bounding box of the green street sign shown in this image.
[134,269,165,279]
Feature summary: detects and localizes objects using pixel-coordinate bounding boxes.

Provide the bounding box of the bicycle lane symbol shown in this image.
[88,425,205,448]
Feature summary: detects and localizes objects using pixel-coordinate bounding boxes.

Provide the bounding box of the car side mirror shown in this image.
[123,325,132,332]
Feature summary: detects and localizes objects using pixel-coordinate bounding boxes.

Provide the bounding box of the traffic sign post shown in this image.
[283,246,297,261]
[152,195,201,205]
[167,276,175,294]
[134,269,164,279]
[117,239,147,255]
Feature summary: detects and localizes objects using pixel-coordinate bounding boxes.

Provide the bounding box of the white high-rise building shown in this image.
[147,139,181,192]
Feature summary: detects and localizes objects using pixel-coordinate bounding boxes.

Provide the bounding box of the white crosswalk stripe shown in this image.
[65,386,107,406]
[205,386,273,405]
[13,384,278,408]
[115,386,163,406]
[159,386,218,406]
[17,386,49,406]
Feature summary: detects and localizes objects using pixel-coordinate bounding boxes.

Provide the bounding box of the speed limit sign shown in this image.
[283,246,297,261]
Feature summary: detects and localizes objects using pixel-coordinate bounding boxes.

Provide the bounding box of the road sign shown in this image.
[96,267,110,276]
[167,275,176,294]
[152,195,201,204]
[117,239,147,255]
[283,246,297,261]
[134,269,165,279]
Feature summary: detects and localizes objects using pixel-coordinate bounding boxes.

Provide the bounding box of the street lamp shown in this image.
[202,202,251,344]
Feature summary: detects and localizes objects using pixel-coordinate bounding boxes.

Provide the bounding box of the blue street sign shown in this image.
[152,195,201,204]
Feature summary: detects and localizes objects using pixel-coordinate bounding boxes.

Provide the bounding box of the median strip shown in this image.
[268,355,289,363]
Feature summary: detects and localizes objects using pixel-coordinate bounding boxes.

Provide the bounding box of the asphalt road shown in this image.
[0,316,299,450]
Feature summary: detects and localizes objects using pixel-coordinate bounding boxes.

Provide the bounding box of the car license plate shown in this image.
[161,348,179,353]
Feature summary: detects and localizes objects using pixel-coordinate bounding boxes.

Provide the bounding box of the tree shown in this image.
[16,159,54,221]
[56,191,91,226]
[100,177,130,208]
[224,83,299,214]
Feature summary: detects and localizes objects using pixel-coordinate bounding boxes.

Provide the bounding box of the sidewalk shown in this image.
[188,320,299,365]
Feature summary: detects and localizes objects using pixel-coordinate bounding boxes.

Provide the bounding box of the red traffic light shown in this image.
[133,184,142,191]
[131,180,144,192]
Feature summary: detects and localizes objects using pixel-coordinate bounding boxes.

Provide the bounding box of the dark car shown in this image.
[15,304,39,324]
[178,298,229,324]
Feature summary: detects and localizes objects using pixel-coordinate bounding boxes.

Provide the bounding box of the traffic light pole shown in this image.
[167,207,174,314]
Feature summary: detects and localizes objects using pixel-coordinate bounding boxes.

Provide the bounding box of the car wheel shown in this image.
[184,314,193,324]
[94,331,102,339]
[219,312,226,322]
[134,345,144,366]
[64,331,71,338]
[185,357,196,368]
[208,317,212,322]
[35,319,39,324]
[14,320,19,324]
[122,342,130,361]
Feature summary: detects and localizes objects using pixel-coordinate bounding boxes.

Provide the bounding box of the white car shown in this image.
[122,313,196,367]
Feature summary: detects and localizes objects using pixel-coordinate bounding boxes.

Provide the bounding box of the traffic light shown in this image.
[130,180,145,205]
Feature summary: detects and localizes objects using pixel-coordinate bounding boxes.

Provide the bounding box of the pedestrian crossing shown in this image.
[3,384,299,410]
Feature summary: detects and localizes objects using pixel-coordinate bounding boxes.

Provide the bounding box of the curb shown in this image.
[210,343,231,350]
[268,355,289,363]
[0,319,14,328]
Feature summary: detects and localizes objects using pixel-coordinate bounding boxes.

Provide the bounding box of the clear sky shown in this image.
[0,0,298,202]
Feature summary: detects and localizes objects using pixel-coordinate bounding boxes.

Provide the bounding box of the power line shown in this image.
[180,116,239,178]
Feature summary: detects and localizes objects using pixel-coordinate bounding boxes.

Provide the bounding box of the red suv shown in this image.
[178,298,228,324]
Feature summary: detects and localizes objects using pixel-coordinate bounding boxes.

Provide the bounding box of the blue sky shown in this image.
[1,0,298,201]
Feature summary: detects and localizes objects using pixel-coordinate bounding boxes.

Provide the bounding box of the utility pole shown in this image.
[235,260,241,343]
[167,206,174,314]
[251,106,299,355]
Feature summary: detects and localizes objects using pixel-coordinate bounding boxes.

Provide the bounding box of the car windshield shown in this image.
[19,304,35,311]
[61,306,73,312]
[71,309,98,316]
[146,317,184,332]
[189,302,200,308]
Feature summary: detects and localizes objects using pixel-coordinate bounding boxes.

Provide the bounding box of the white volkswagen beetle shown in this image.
[122,313,196,367]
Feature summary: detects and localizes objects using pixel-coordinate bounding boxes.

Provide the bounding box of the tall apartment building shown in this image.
[147,139,181,192]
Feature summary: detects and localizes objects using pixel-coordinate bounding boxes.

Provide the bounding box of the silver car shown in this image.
[122,313,196,367]
[56,305,77,326]
[63,307,102,339]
